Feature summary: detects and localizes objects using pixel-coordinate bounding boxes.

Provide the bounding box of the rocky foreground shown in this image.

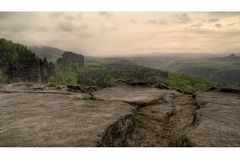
[0,82,239,147]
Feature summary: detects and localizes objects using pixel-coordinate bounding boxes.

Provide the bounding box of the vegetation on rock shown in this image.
[50,65,78,85]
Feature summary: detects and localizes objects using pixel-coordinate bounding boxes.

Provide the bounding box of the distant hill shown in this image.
[57,51,84,68]
[29,46,64,63]
[127,54,240,88]
[30,46,104,65]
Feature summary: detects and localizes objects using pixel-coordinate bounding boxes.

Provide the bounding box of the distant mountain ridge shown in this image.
[29,46,64,63]
[127,54,240,88]
[57,51,84,68]
[27,45,240,88]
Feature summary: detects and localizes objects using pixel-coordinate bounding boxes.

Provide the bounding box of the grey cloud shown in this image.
[0,12,16,18]
[78,24,88,30]
[50,12,64,18]
[176,14,191,23]
[191,24,202,28]
[129,19,137,24]
[228,22,238,26]
[36,27,49,32]
[98,12,113,18]
[64,13,84,21]
[189,28,215,35]
[58,22,74,32]
[215,23,222,28]
[58,21,88,32]
[77,33,91,38]
[0,21,29,32]
[64,15,76,20]
[146,19,168,25]
[109,27,118,31]
[147,19,157,24]
[77,13,84,18]
[187,28,240,40]
[158,20,168,25]
[0,12,32,21]
[0,12,238,56]
[99,26,118,34]
[209,18,220,22]
[209,12,240,17]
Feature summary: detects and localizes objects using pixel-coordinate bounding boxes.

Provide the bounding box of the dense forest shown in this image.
[128,54,240,88]
[50,59,213,93]
[0,38,54,82]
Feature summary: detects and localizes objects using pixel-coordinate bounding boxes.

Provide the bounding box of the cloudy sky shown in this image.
[0,12,239,56]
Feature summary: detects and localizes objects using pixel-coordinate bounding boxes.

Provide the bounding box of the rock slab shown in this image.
[0,83,134,146]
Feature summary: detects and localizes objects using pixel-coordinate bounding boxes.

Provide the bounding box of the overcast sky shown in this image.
[0,12,239,56]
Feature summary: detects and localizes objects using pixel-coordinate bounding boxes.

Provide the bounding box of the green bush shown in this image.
[167,72,214,94]
[77,64,168,87]
[50,65,77,85]
[0,71,6,83]
[82,95,93,100]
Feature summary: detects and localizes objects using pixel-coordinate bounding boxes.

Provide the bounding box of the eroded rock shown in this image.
[96,85,240,147]
[97,85,196,147]
[1,83,240,147]
[186,90,240,147]
[93,85,181,106]
[0,83,134,147]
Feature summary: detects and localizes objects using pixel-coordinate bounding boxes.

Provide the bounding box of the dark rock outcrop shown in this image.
[57,51,84,68]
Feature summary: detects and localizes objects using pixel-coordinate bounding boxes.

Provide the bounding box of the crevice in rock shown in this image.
[98,93,202,147]
[91,85,240,147]
[97,114,136,147]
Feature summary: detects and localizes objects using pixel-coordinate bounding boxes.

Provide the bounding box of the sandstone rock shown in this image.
[1,83,240,147]
[57,51,84,68]
[186,90,240,147]
[96,85,240,147]
[0,83,134,147]
[0,82,65,92]
[93,85,181,106]
[67,84,100,94]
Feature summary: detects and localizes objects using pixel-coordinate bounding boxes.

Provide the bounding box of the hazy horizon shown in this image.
[0,12,239,57]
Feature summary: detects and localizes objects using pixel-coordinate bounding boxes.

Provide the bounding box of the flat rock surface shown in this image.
[0,82,70,94]
[0,83,134,147]
[186,90,240,147]
[1,83,240,147]
[95,85,240,147]
[93,85,181,106]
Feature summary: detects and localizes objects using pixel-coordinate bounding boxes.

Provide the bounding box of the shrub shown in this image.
[167,72,214,94]
[50,65,77,85]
